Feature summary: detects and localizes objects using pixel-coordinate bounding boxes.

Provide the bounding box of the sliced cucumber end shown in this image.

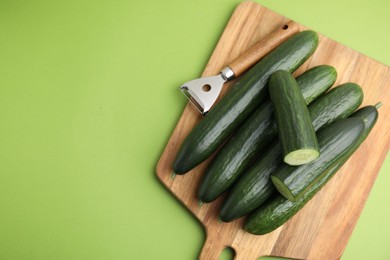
[271,175,297,202]
[284,149,320,166]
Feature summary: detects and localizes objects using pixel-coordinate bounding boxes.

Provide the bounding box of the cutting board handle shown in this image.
[198,236,227,260]
[198,234,260,260]
[228,20,300,77]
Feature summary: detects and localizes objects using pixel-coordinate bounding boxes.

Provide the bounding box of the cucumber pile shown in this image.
[172,30,379,235]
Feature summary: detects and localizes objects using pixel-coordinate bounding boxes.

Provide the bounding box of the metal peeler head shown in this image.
[180,68,234,115]
[180,74,225,115]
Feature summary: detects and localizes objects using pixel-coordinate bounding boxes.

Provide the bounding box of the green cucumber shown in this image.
[173,31,319,174]
[219,83,363,222]
[310,83,364,131]
[270,117,363,201]
[269,70,319,165]
[270,83,364,201]
[197,65,336,203]
[197,102,275,203]
[295,65,338,104]
[244,105,379,235]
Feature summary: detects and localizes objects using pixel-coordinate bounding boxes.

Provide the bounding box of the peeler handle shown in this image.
[228,20,300,77]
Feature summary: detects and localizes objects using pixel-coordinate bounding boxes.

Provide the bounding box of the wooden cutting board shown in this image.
[156,2,390,259]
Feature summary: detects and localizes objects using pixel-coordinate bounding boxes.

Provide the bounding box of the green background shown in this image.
[0,0,389,259]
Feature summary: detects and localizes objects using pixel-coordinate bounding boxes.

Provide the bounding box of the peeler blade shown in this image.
[180,74,226,115]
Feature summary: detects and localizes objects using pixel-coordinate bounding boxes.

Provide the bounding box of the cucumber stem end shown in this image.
[375,102,383,109]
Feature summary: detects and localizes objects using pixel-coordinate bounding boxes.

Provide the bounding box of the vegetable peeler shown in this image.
[180,20,300,115]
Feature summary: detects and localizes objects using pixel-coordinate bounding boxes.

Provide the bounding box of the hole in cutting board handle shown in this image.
[219,246,235,260]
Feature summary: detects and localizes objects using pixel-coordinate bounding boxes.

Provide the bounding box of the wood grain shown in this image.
[156,2,390,259]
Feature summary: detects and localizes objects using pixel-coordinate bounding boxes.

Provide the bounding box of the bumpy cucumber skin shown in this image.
[269,70,319,165]
[173,31,319,174]
[219,83,363,222]
[310,83,364,131]
[197,65,336,203]
[270,83,364,200]
[296,65,337,104]
[244,106,378,235]
[271,118,364,201]
[197,102,275,202]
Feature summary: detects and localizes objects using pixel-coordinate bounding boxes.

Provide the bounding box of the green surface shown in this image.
[0,0,389,259]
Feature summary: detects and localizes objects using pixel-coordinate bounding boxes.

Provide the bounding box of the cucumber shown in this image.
[295,65,337,104]
[173,31,319,174]
[219,83,363,222]
[197,65,336,203]
[269,70,319,165]
[197,102,275,202]
[310,83,364,131]
[270,117,363,201]
[244,105,379,235]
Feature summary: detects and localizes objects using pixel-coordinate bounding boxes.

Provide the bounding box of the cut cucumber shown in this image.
[270,117,364,201]
[219,83,363,222]
[269,70,319,166]
[244,105,379,235]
